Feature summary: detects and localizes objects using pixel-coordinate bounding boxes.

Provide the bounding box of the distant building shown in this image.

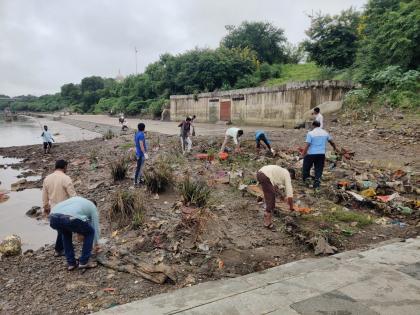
[115,70,125,83]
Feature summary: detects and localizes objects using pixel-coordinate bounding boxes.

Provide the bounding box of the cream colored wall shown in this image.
[170,81,353,127]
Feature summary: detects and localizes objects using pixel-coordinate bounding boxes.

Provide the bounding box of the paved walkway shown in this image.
[96,238,420,315]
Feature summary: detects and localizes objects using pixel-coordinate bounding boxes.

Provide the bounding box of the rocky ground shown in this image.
[0,110,419,315]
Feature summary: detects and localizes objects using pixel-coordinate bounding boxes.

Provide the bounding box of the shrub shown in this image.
[179,176,211,207]
[104,129,114,140]
[144,156,173,193]
[109,190,146,228]
[109,156,129,181]
[343,88,371,109]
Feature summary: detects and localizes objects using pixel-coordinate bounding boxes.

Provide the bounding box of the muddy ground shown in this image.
[0,110,419,315]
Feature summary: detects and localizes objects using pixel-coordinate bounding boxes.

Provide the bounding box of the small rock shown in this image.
[0,235,22,256]
[26,206,41,217]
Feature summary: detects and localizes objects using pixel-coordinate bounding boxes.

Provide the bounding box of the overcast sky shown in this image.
[0,0,366,96]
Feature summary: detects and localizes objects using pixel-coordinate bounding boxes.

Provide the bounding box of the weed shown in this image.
[89,148,99,165]
[104,129,114,140]
[109,156,129,181]
[179,176,211,207]
[120,142,133,150]
[144,156,174,193]
[109,190,146,228]
[324,207,373,227]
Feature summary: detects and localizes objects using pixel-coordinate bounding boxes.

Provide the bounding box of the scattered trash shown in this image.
[397,206,413,215]
[347,191,365,202]
[218,152,229,160]
[376,193,399,203]
[361,188,376,198]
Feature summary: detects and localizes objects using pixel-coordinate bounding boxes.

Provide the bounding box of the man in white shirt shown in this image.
[313,107,324,129]
[220,127,243,153]
[41,125,54,154]
[257,165,295,228]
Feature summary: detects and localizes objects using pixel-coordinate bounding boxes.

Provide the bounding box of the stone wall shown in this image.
[170,80,354,127]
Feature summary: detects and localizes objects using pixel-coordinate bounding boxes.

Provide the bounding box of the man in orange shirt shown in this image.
[42,160,76,256]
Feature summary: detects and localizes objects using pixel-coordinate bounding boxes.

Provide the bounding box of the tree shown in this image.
[221,21,288,64]
[303,8,360,69]
[81,76,104,92]
[61,83,81,102]
[355,0,420,82]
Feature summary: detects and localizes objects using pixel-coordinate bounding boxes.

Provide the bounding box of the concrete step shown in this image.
[95,238,420,315]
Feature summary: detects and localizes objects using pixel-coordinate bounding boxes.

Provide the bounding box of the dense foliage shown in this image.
[304,8,360,69]
[2,2,419,115]
[221,21,289,64]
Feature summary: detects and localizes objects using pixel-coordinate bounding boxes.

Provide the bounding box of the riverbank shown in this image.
[0,112,419,314]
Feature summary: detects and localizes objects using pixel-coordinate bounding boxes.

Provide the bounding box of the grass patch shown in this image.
[144,156,174,193]
[109,156,129,181]
[311,207,374,227]
[179,176,211,207]
[264,63,323,86]
[104,129,114,140]
[109,190,146,229]
[120,142,133,150]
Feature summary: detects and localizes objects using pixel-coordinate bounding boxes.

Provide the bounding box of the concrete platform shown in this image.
[96,238,420,315]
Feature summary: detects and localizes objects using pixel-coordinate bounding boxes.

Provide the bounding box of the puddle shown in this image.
[0,156,54,251]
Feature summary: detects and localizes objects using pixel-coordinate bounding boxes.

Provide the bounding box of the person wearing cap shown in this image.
[42,159,77,256]
[312,107,324,129]
[220,127,243,153]
[255,130,275,154]
[257,165,295,228]
[301,120,338,188]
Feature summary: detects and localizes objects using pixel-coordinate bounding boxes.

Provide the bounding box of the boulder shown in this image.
[0,235,22,257]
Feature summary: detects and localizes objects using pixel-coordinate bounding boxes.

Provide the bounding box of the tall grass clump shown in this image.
[144,156,174,193]
[179,176,211,207]
[109,190,146,229]
[109,156,129,181]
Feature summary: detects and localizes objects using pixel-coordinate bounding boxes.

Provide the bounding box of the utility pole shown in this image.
[134,47,138,75]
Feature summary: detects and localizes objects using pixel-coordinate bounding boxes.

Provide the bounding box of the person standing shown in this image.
[42,160,77,256]
[312,107,324,129]
[134,123,148,185]
[41,125,54,154]
[49,196,100,270]
[301,120,338,188]
[257,165,295,228]
[178,117,192,154]
[255,130,275,154]
[191,115,197,136]
[220,127,243,153]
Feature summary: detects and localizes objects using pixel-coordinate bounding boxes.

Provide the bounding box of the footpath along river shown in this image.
[0,115,101,250]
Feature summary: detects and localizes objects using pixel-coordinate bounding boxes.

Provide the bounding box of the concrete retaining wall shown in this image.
[170,80,354,127]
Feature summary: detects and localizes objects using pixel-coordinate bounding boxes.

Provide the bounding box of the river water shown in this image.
[0,116,101,250]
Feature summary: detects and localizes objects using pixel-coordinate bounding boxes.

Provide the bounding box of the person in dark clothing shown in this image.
[178,117,192,154]
[301,120,338,188]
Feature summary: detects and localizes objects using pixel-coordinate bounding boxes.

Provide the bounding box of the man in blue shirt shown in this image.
[49,196,100,270]
[134,123,148,185]
[255,130,275,154]
[301,120,338,188]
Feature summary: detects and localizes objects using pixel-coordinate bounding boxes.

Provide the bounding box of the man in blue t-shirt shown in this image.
[134,123,148,185]
[255,130,275,155]
[301,120,337,188]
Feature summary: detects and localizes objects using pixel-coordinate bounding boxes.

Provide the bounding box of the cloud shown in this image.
[0,0,366,96]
